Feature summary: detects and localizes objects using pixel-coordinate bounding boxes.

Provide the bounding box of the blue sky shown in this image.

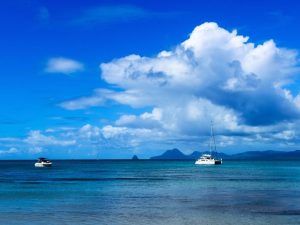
[1,0,300,159]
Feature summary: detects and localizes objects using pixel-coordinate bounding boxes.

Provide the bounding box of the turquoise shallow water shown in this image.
[0,160,299,225]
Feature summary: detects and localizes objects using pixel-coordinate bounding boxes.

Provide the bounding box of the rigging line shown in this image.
[211,120,217,152]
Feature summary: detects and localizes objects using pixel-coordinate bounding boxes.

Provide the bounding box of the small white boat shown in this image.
[34,158,52,167]
[195,121,222,165]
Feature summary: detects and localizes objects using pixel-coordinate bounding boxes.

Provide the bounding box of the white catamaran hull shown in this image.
[195,159,222,165]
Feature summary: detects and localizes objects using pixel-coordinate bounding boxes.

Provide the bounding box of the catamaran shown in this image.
[195,121,222,165]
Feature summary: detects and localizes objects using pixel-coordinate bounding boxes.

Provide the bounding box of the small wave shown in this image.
[258,210,300,215]
[51,177,166,182]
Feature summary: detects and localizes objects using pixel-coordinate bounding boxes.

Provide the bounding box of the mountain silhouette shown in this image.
[150,149,300,160]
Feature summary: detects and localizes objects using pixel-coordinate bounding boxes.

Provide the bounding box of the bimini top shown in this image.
[37,158,51,162]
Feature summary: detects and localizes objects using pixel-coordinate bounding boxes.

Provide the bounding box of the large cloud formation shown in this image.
[100,22,300,136]
[4,22,299,158]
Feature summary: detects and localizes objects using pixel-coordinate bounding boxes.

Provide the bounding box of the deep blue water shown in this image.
[0,160,299,225]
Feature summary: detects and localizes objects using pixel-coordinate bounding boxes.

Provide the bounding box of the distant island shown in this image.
[132,155,139,160]
[150,148,300,160]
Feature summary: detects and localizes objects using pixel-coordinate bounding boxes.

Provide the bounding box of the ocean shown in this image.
[0,160,299,225]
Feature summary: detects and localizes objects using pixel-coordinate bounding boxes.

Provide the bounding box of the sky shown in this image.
[1,0,300,159]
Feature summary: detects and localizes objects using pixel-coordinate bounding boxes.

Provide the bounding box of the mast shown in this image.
[210,120,216,155]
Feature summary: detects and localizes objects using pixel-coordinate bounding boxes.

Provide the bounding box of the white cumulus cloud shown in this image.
[100,22,300,130]
[0,147,19,155]
[45,57,84,74]
[25,130,76,146]
[59,89,112,110]
[52,22,300,153]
